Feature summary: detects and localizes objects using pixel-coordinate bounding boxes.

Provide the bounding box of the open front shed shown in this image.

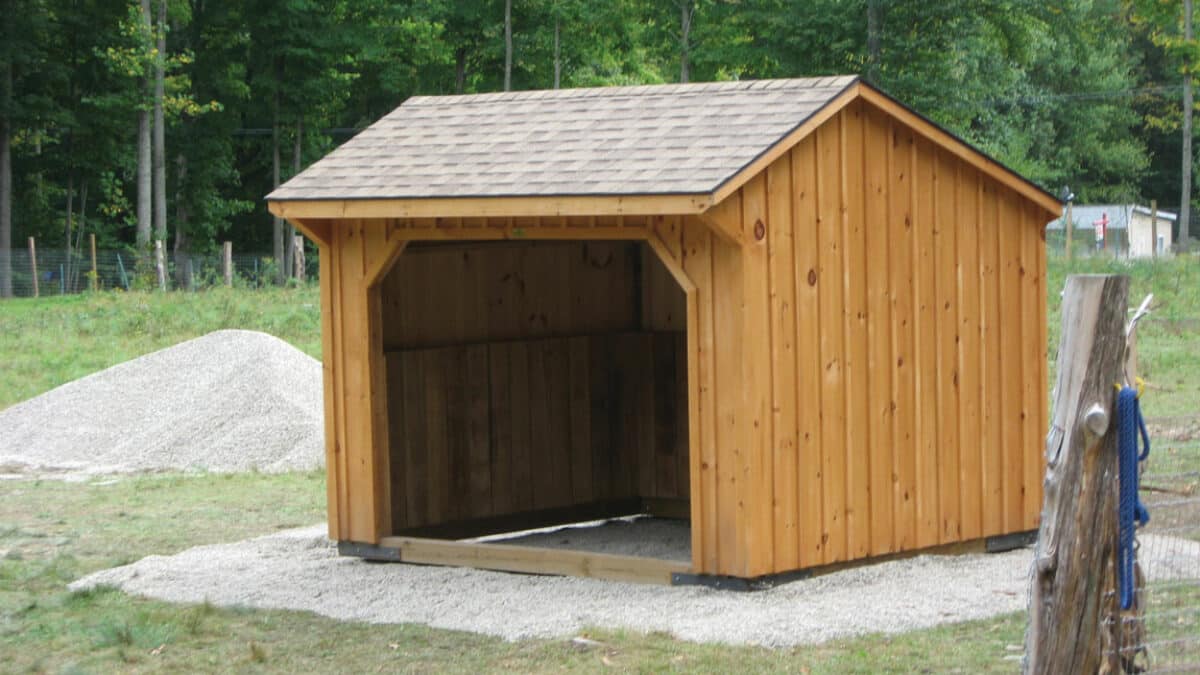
[267,76,1061,584]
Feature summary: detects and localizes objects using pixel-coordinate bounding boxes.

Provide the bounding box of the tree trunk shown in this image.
[455,48,466,94]
[76,180,88,291]
[173,152,189,288]
[272,95,284,285]
[1025,274,1129,675]
[867,0,882,83]
[153,0,167,244]
[0,60,11,298]
[64,173,74,290]
[284,118,301,280]
[136,0,152,250]
[504,0,512,91]
[679,1,693,83]
[553,20,560,89]
[1181,0,1194,251]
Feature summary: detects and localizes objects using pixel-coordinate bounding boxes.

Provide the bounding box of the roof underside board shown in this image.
[268,76,858,202]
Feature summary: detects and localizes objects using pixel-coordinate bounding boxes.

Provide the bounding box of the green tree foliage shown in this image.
[0,0,1186,284]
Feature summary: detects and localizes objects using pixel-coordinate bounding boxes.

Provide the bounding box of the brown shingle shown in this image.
[268,76,858,201]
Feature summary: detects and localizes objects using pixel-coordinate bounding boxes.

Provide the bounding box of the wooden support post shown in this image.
[1064,200,1074,261]
[89,234,98,291]
[28,237,38,298]
[154,240,166,291]
[222,241,233,287]
[1025,274,1128,675]
[1150,200,1159,259]
[293,235,305,282]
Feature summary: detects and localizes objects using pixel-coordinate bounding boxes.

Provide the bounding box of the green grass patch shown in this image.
[0,286,321,410]
[1046,255,1200,418]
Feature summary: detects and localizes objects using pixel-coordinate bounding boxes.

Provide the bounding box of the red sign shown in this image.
[1092,212,1109,248]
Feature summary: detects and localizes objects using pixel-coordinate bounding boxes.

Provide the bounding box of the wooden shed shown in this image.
[267,76,1060,585]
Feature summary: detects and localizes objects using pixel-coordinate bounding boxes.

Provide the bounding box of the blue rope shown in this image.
[1117,386,1151,610]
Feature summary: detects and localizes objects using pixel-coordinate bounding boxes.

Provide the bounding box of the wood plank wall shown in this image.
[380,241,649,349]
[386,332,689,531]
[651,98,1049,578]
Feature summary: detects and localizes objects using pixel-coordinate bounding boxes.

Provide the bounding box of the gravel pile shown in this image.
[0,330,324,476]
[71,523,1037,646]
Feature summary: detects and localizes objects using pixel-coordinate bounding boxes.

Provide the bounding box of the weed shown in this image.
[97,620,135,648]
[249,640,268,663]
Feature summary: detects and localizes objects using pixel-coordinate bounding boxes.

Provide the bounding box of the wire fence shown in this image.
[1045,229,1151,260]
[1103,438,1200,673]
[1,245,316,297]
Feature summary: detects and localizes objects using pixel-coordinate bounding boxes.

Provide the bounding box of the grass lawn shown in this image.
[0,254,1196,672]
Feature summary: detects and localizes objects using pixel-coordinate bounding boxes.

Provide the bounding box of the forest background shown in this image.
[0,0,1196,292]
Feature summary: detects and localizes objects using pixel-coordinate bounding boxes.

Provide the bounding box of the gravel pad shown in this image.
[73,524,1038,646]
[0,330,323,477]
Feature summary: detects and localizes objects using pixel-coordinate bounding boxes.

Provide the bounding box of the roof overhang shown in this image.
[267,193,714,221]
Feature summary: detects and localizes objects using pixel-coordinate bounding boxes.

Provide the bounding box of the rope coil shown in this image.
[1116,385,1150,611]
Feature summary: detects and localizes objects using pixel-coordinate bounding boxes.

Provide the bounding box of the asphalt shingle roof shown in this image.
[268,76,859,201]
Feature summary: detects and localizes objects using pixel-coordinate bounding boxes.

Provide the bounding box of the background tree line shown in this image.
[0,0,1195,294]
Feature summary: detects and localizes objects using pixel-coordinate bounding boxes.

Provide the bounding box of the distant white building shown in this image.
[1046,204,1174,258]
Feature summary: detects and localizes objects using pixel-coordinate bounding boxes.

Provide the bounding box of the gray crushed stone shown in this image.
[72,521,1035,646]
[0,330,323,477]
[490,517,693,562]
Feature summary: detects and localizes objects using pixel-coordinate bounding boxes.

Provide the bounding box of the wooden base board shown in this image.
[377,535,690,585]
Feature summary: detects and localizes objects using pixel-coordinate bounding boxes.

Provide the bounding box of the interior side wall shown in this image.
[381,241,689,534]
[652,99,1049,578]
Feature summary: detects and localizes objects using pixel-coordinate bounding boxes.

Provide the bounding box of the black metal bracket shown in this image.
[338,540,402,562]
[985,529,1038,553]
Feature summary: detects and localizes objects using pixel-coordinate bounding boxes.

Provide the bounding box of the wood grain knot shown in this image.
[753,219,766,240]
[807,269,817,286]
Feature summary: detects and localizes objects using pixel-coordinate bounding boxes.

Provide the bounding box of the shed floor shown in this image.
[479,516,691,563]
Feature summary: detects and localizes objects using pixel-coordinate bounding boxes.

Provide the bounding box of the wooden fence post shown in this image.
[1025,274,1129,674]
[293,235,305,283]
[28,237,38,298]
[223,241,233,287]
[89,233,98,291]
[1065,200,1075,261]
[154,240,166,291]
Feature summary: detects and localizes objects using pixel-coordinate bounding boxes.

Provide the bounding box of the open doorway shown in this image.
[375,239,691,579]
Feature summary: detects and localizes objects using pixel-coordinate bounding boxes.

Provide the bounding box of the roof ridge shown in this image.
[403,75,858,107]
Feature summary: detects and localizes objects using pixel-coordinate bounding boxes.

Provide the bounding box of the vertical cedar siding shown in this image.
[842,101,871,560]
[677,100,1048,573]
[767,152,800,571]
[815,118,848,563]
[864,103,894,557]
[792,139,825,569]
[933,147,962,544]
